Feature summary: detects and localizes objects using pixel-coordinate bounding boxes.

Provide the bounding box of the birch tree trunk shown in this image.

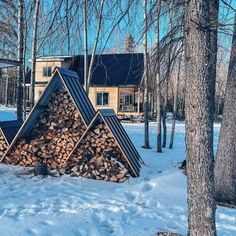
[214,12,236,206]
[169,59,181,149]
[143,0,150,149]
[156,0,162,153]
[17,0,24,120]
[23,25,27,119]
[30,0,40,109]
[87,0,105,95]
[184,0,216,235]
[162,4,173,148]
[83,0,88,93]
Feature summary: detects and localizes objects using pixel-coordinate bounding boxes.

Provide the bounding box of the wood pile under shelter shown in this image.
[1,68,95,169]
[0,120,23,159]
[66,109,143,182]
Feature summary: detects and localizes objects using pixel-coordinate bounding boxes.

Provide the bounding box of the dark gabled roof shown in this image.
[0,119,23,144]
[67,108,143,177]
[71,53,144,87]
[4,68,95,155]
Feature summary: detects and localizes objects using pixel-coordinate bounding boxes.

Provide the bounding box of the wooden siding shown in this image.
[89,87,119,113]
[35,61,62,83]
[35,61,72,100]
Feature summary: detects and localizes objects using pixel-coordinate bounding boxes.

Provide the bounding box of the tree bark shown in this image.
[143,0,150,149]
[184,0,216,235]
[17,0,24,120]
[30,0,40,109]
[214,12,236,206]
[23,24,27,119]
[209,0,219,119]
[169,59,181,149]
[156,0,162,153]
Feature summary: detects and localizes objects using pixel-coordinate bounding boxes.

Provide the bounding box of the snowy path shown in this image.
[0,115,235,235]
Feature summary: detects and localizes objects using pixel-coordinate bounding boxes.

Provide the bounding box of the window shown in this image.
[43,67,52,77]
[96,92,109,106]
[124,94,133,105]
[119,91,136,112]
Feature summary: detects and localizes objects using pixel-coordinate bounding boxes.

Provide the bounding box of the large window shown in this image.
[96,92,109,106]
[43,67,52,77]
[119,88,140,112]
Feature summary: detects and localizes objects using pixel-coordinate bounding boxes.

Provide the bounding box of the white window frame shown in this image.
[96,92,109,106]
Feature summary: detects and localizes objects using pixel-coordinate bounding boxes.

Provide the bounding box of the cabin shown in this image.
[33,53,144,117]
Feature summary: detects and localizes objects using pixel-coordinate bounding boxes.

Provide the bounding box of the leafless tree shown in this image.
[214,10,236,206]
[17,0,24,120]
[30,0,40,109]
[184,0,216,234]
[156,0,162,152]
[83,0,88,93]
[143,0,150,149]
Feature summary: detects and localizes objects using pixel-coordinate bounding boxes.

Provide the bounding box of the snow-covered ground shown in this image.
[0,108,235,236]
[0,105,17,121]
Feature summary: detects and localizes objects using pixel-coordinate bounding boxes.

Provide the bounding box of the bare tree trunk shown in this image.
[143,0,150,149]
[162,74,168,148]
[23,25,27,119]
[66,0,70,55]
[184,0,216,235]
[5,69,9,107]
[214,12,236,206]
[162,4,173,148]
[169,58,181,149]
[83,0,88,93]
[156,0,162,153]
[30,0,40,109]
[17,0,24,120]
[87,0,105,94]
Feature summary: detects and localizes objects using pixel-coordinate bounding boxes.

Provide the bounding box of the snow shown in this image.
[0,108,235,236]
[0,105,16,121]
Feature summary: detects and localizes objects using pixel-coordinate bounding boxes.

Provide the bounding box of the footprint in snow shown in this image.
[124,192,136,202]
[24,228,38,236]
[141,183,153,192]
[143,176,150,181]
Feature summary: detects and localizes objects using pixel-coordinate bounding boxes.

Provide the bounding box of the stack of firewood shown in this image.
[4,88,86,169]
[66,122,131,182]
[0,132,8,158]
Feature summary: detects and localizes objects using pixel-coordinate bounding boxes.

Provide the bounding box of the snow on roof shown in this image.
[35,55,74,62]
